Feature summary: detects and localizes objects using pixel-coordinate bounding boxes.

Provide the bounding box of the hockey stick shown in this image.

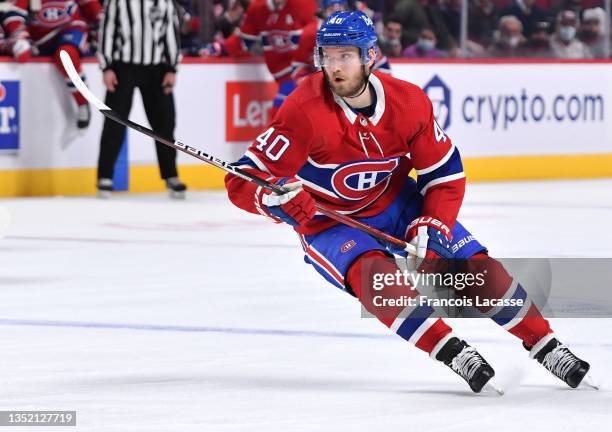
[59,50,416,255]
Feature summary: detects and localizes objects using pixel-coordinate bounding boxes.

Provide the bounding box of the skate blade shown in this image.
[169,190,186,200]
[97,190,111,199]
[582,373,600,390]
[483,379,505,396]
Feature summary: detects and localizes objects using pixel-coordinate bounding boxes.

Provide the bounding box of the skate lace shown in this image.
[541,345,578,379]
[451,346,485,380]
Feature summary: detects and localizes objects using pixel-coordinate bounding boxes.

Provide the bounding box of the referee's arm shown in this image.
[98,0,118,71]
[162,0,181,73]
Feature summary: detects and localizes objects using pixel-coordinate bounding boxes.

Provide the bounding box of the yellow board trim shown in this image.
[0,164,225,197]
[463,154,612,182]
[1,153,612,197]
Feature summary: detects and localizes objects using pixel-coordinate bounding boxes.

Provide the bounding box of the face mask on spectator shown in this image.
[504,35,520,48]
[417,38,435,51]
[559,26,576,42]
[388,38,401,46]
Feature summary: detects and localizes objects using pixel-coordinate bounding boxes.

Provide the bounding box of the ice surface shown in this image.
[0,180,611,431]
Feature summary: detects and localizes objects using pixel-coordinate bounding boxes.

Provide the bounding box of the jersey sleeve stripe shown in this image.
[415,143,456,175]
[238,31,261,40]
[272,65,295,79]
[244,150,272,174]
[419,172,466,195]
[416,147,464,193]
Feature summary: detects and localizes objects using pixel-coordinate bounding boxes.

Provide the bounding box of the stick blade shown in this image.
[59,50,110,111]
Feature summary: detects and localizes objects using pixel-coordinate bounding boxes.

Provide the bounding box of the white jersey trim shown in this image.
[369,74,386,126]
[415,143,456,175]
[244,150,272,174]
[306,157,339,169]
[273,65,294,79]
[331,73,386,126]
[420,172,465,194]
[296,176,339,199]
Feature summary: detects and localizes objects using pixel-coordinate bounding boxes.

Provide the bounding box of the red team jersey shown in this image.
[225,0,317,81]
[14,0,101,42]
[226,72,467,236]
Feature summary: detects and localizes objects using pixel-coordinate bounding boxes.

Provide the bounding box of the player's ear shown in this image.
[366,48,376,68]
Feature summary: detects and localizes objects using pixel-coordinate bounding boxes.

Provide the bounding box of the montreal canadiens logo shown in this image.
[341,240,357,253]
[39,3,74,26]
[268,30,293,52]
[331,159,399,201]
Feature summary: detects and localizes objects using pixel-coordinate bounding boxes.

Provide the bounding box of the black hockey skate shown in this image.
[165,177,187,200]
[435,336,498,393]
[528,335,590,388]
[97,178,113,199]
[77,103,91,129]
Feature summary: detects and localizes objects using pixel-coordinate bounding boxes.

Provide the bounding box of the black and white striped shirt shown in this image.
[98,0,180,71]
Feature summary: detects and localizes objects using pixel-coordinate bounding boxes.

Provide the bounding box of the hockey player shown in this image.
[290,0,390,90]
[202,0,317,114]
[19,0,102,128]
[0,0,32,61]
[225,11,592,392]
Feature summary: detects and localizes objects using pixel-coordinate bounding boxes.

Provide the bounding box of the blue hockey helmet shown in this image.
[320,0,348,10]
[315,11,378,67]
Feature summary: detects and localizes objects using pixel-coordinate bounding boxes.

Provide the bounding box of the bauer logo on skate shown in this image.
[225,82,277,142]
[0,81,19,151]
[331,159,400,201]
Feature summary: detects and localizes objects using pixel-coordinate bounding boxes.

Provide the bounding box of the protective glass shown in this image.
[314,47,365,68]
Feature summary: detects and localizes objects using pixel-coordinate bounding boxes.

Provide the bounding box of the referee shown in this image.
[96,0,186,199]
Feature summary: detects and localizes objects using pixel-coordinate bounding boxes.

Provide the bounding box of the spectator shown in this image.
[551,0,584,22]
[439,0,461,44]
[422,0,456,52]
[216,0,248,38]
[488,15,528,57]
[392,0,429,48]
[578,7,606,58]
[523,20,554,57]
[97,0,187,199]
[469,0,498,47]
[499,0,549,38]
[550,10,592,59]
[402,27,448,58]
[379,13,403,57]
[196,0,216,46]
[177,0,202,56]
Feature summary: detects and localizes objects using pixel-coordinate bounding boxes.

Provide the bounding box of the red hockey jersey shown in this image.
[226,72,466,236]
[15,0,101,42]
[0,0,27,36]
[226,0,317,81]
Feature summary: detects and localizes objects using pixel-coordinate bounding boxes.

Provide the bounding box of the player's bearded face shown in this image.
[321,47,368,98]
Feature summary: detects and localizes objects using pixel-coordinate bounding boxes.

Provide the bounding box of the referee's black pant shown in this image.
[98,63,178,181]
